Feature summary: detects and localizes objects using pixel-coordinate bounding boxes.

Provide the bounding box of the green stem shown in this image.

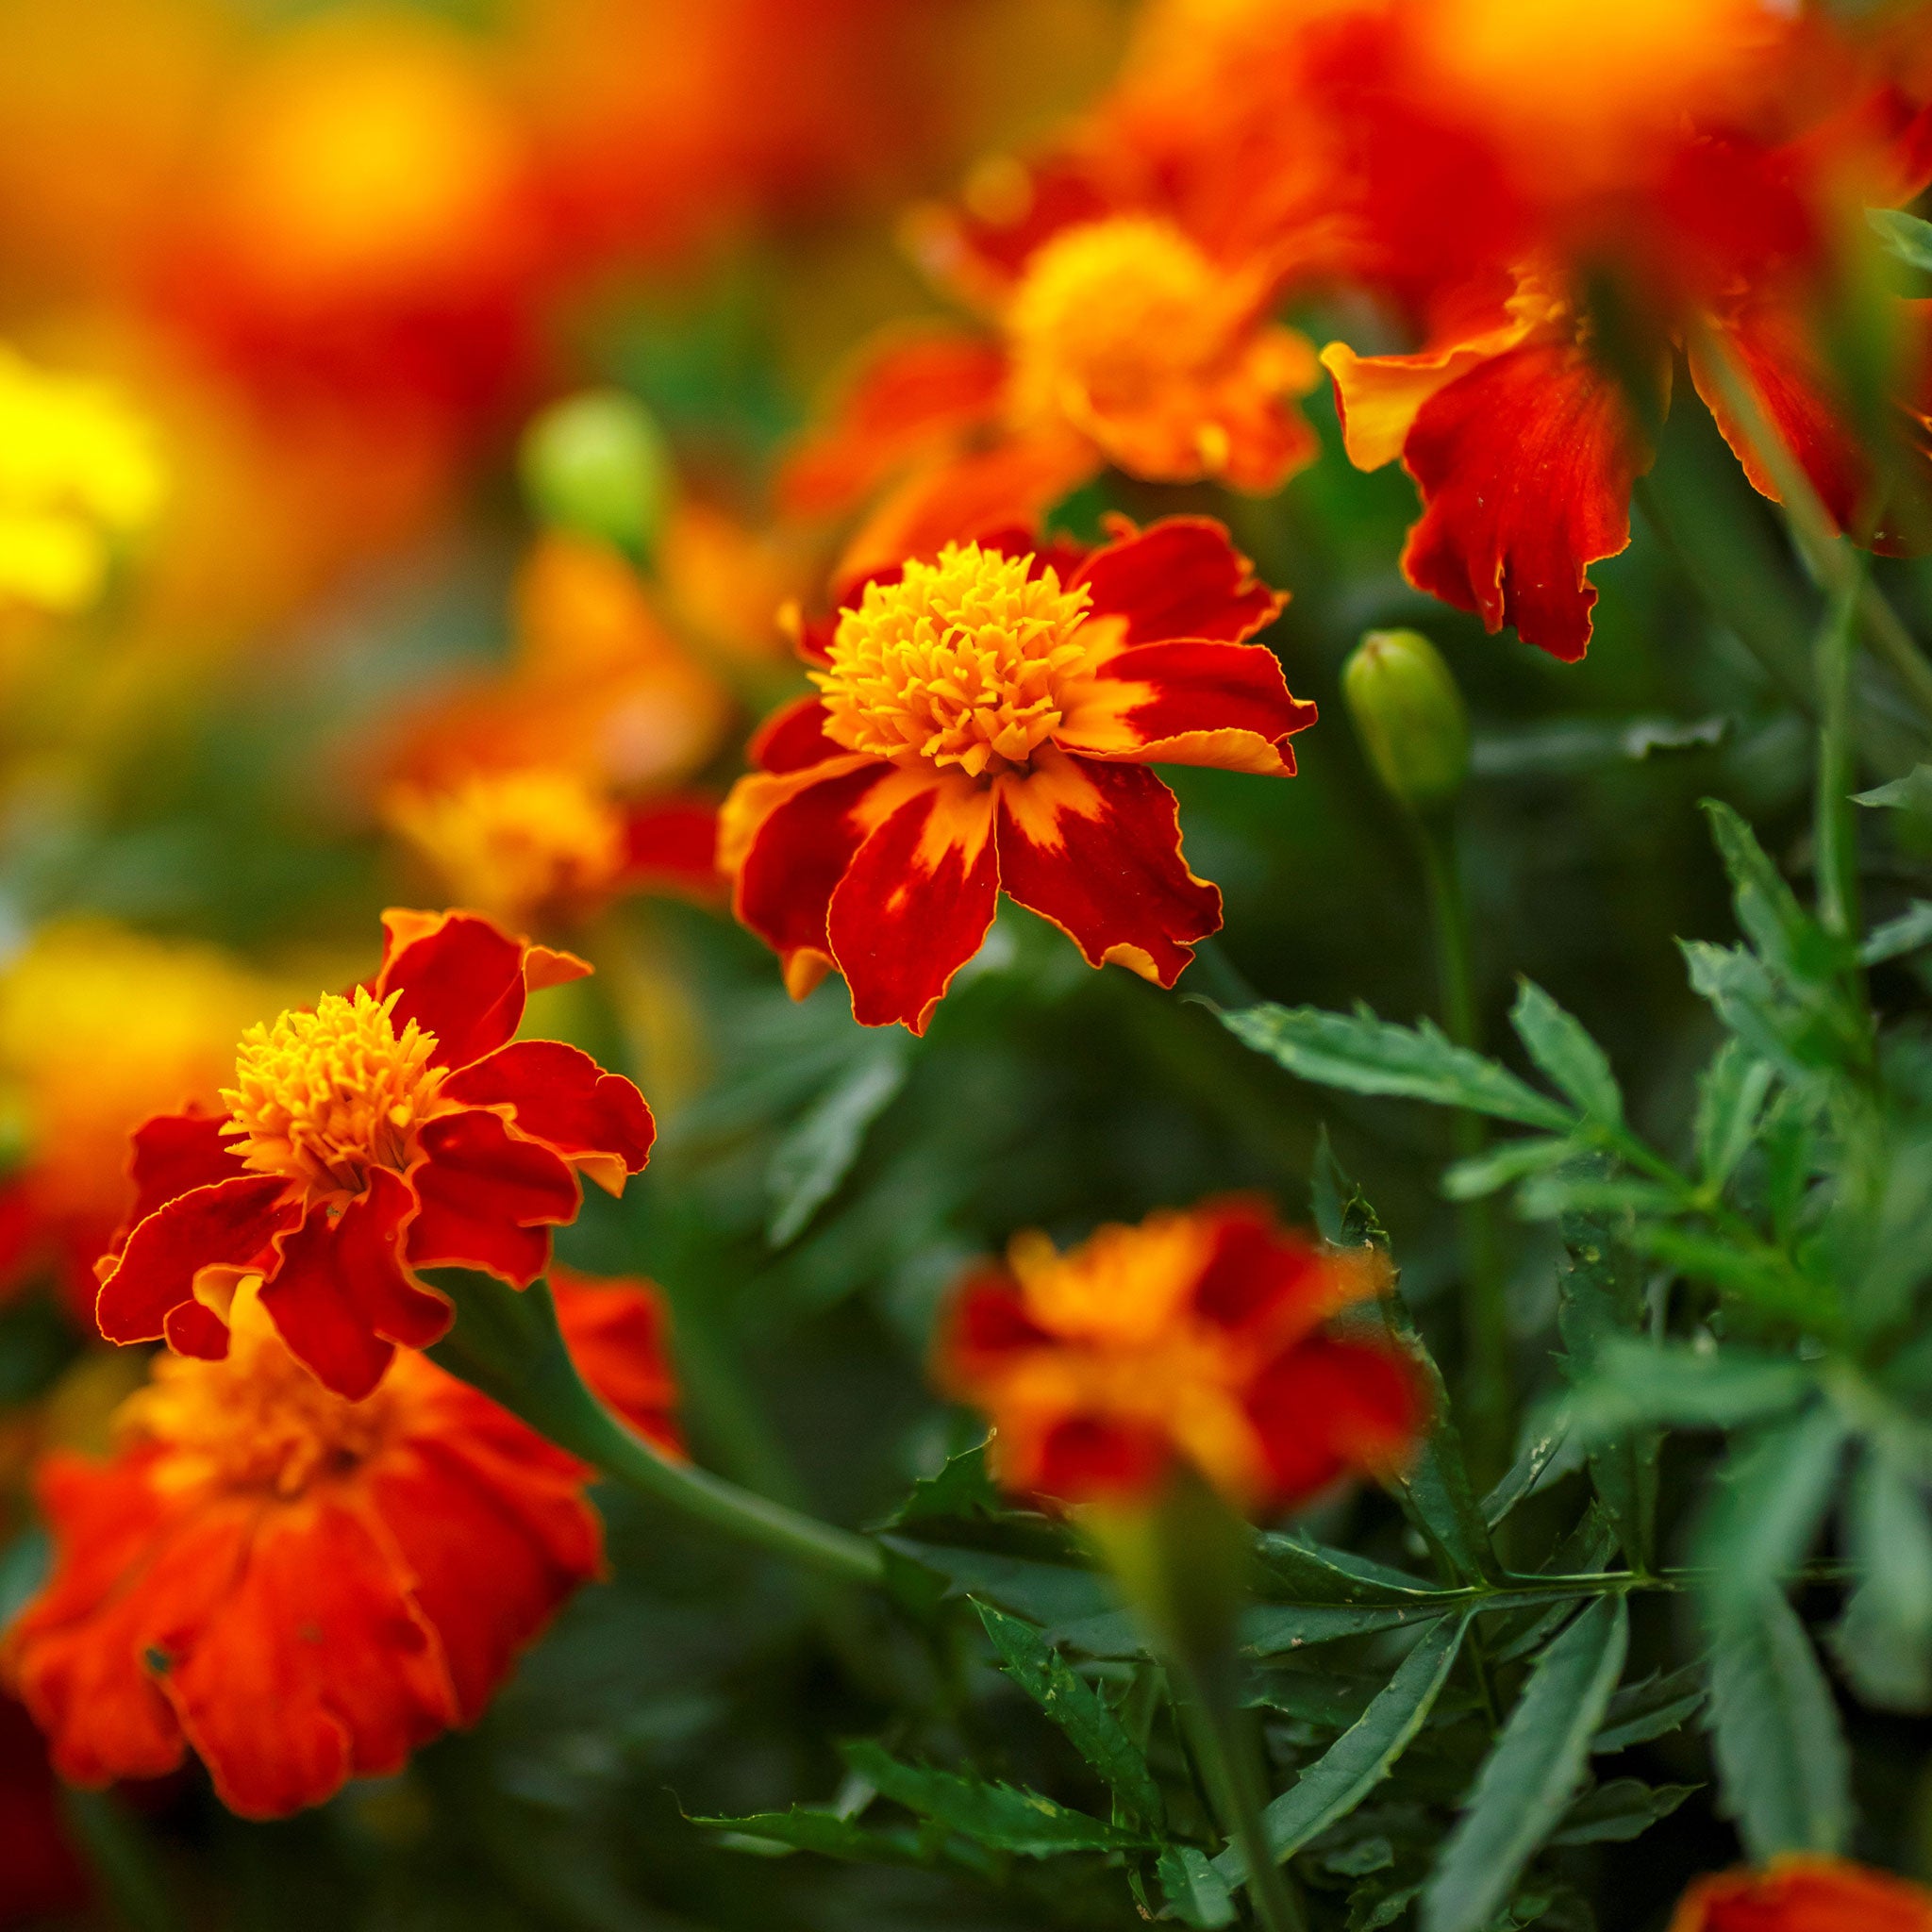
[429,1271,884,1589]
[1416,811,1510,1486]
[1815,575,1865,945]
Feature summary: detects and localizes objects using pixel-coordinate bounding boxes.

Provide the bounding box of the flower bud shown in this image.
[519,389,672,558]
[1341,628,1471,811]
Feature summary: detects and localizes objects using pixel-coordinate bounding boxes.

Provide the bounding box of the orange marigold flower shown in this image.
[1670,1857,1932,1932]
[93,909,655,1400]
[3,1271,678,1820]
[936,1198,1424,1512]
[719,518,1314,1033]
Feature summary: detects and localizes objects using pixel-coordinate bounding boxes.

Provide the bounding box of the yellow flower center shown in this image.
[122,1284,394,1498]
[1005,216,1235,426]
[222,987,441,1197]
[811,542,1093,777]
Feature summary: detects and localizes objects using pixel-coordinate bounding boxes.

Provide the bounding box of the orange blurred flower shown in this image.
[0,923,273,1321]
[720,517,1312,1032]
[93,909,654,1400]
[4,1269,678,1820]
[937,1198,1422,1511]
[1670,1857,1932,1932]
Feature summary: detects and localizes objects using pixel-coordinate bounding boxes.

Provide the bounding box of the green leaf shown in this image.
[1593,1664,1707,1753]
[691,1805,942,1866]
[1706,1590,1851,1859]
[1694,1406,1848,1628]
[1217,1614,1468,1889]
[840,1740,1144,1857]
[1568,1338,1813,1435]
[1482,1420,1572,1525]
[1700,799,1838,987]
[1860,901,1932,967]
[1241,1601,1457,1654]
[1160,1848,1237,1929]
[1218,1004,1575,1132]
[1694,1041,1776,1191]
[1252,1533,1441,1606]
[767,1038,909,1245]
[1869,208,1932,274]
[1624,1223,1827,1323]
[974,1602,1162,1827]
[1516,1174,1677,1219]
[1549,1779,1699,1847]
[1419,1595,1629,1932]
[1441,1136,1580,1202]
[1509,981,1622,1124]
[1832,1448,1932,1713]
[883,1441,998,1529]
[879,1536,1116,1627]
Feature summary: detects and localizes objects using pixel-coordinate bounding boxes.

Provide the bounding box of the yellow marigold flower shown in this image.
[0,345,164,615]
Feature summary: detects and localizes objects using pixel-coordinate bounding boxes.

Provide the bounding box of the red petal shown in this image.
[1400,339,1648,662]
[163,1300,231,1360]
[1058,640,1318,774]
[1030,1416,1173,1506]
[258,1174,450,1401]
[124,1111,248,1228]
[749,695,845,774]
[94,1176,298,1345]
[1073,518,1284,644]
[164,1498,455,1818]
[551,1269,682,1453]
[827,774,999,1034]
[407,1110,579,1288]
[1245,1337,1425,1509]
[376,911,528,1072]
[620,794,724,899]
[1187,1201,1321,1335]
[441,1041,655,1195]
[994,752,1220,987]
[936,1268,1051,1392]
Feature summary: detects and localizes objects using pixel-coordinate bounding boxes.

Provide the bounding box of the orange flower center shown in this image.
[1006,216,1237,425]
[121,1287,396,1498]
[222,987,441,1197]
[812,542,1092,778]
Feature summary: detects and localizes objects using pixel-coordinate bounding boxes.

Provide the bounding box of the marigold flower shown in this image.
[719,518,1314,1032]
[937,1198,1424,1512]
[4,1270,678,1820]
[1670,1857,1932,1932]
[93,908,655,1400]
[0,344,164,616]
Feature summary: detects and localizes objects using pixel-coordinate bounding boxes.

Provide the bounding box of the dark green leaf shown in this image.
[841,1740,1145,1857]
[1594,1664,1707,1753]
[1252,1533,1441,1607]
[1549,1779,1699,1847]
[1695,1407,1848,1628]
[1509,981,1622,1124]
[1218,1004,1575,1132]
[882,1442,998,1529]
[1700,799,1838,987]
[1869,208,1932,274]
[1217,1614,1468,1888]
[879,1536,1116,1627]
[1160,1848,1237,1929]
[1860,901,1932,967]
[1707,1590,1851,1859]
[1242,1601,1457,1653]
[766,1038,909,1245]
[975,1602,1162,1826]
[1568,1337,1813,1435]
[1420,1596,1629,1932]
[1482,1420,1572,1526]
[1694,1041,1776,1191]
[691,1806,941,1866]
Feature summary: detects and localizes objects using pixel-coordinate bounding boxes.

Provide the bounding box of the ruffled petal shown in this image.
[1399,338,1651,661]
[441,1041,655,1196]
[163,1300,232,1360]
[1071,516,1284,644]
[258,1173,449,1402]
[826,770,1000,1033]
[551,1270,683,1455]
[749,694,846,774]
[1055,640,1317,774]
[94,1176,299,1345]
[994,751,1220,986]
[1244,1336,1425,1506]
[725,758,888,999]
[406,1110,580,1288]
[375,910,528,1072]
[124,1111,248,1229]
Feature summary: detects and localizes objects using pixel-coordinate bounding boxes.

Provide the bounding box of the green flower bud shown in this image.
[1341,628,1471,812]
[519,389,672,558]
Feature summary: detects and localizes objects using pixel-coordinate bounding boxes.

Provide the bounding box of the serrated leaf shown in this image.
[1441,1136,1582,1201]
[1420,1595,1629,1932]
[1694,1041,1776,1191]
[1509,982,1622,1124]
[766,1039,909,1245]
[880,1536,1116,1626]
[882,1442,998,1529]
[1594,1664,1707,1753]
[1869,207,1932,274]
[1253,1533,1441,1607]
[1241,1600,1457,1653]
[691,1805,941,1865]
[1218,1004,1576,1132]
[1160,1847,1237,1928]
[1694,1407,1848,1628]
[1706,1590,1850,1859]
[1568,1337,1813,1436]
[1700,799,1835,986]
[840,1740,1144,1857]
[1860,901,1932,967]
[1217,1614,1468,1890]
[975,1602,1162,1826]
[1831,1448,1932,1713]
[1549,1778,1699,1847]
[1482,1419,1572,1525]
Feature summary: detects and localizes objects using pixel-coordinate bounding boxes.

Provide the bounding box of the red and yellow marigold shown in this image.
[93,908,655,1400]
[937,1198,1423,1512]
[719,518,1314,1033]
[4,1270,677,1820]
[1670,1857,1932,1932]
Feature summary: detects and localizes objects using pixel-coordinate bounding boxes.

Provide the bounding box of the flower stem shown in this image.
[1815,574,1865,945]
[428,1269,884,1590]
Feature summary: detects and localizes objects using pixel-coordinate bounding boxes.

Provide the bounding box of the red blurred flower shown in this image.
[93,909,655,1400]
[4,1270,678,1821]
[0,1694,89,1926]
[1670,1857,1932,1932]
[937,1197,1423,1512]
[718,517,1314,1032]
